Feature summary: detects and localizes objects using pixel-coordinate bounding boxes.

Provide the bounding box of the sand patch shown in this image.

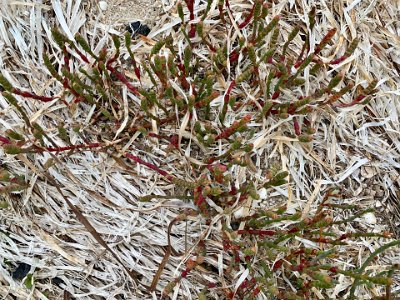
[99,0,162,27]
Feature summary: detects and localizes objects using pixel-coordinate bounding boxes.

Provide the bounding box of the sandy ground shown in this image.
[100,0,163,26]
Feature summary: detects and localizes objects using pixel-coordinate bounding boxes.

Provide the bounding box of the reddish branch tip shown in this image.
[0,136,11,145]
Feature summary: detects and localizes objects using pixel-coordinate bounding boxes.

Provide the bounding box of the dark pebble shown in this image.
[12,262,31,280]
[51,276,65,286]
[126,21,151,38]
[230,221,240,230]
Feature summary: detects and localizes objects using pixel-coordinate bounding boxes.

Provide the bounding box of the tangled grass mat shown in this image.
[0,0,400,299]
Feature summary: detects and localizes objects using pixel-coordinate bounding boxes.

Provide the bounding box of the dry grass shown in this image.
[0,0,399,299]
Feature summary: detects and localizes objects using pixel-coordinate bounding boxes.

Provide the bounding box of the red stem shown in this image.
[42,143,100,152]
[314,28,337,55]
[338,94,365,108]
[330,55,348,65]
[125,152,173,181]
[13,89,56,102]
[0,136,11,144]
[238,3,255,29]
[229,49,239,63]
[184,0,196,38]
[224,80,236,104]
[237,229,276,236]
[215,115,251,140]
[106,65,140,95]
[194,186,206,207]
[271,91,280,99]
[73,47,90,64]
[293,118,301,135]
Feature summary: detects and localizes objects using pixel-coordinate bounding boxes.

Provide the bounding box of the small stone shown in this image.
[258,187,267,200]
[51,277,65,287]
[376,189,384,198]
[286,205,297,215]
[99,1,108,11]
[230,221,240,230]
[363,212,377,225]
[361,166,376,179]
[233,207,244,219]
[12,262,31,280]
[126,21,151,38]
